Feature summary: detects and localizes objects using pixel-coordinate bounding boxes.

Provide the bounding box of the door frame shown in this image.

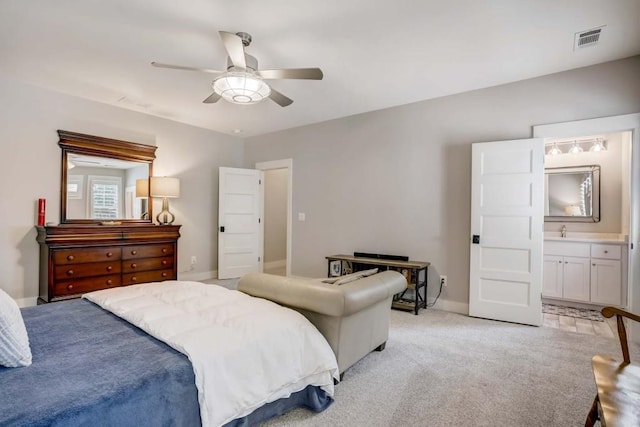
[533,112,640,342]
[255,159,293,277]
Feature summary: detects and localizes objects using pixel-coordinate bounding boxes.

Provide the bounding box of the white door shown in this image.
[543,255,563,298]
[470,138,544,326]
[218,167,264,279]
[562,256,591,302]
[591,259,622,305]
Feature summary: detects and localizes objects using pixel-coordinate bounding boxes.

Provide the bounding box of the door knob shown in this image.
[472,235,480,244]
[220,226,225,233]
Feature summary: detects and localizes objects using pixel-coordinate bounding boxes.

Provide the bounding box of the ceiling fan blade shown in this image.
[219,31,246,69]
[151,62,223,76]
[257,68,323,80]
[268,88,293,107]
[202,93,221,104]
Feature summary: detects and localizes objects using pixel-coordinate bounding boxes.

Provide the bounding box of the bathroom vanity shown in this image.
[543,234,627,307]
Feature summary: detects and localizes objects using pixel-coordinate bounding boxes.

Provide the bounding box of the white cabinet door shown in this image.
[543,255,563,298]
[590,259,622,305]
[562,256,590,302]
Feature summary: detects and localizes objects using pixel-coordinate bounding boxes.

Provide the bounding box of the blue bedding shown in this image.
[0,299,201,426]
[0,298,333,426]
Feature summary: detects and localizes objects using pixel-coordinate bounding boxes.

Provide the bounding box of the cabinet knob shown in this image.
[592,264,596,266]
[161,260,167,265]
[131,250,137,255]
[106,252,113,257]
[67,255,74,261]
[161,272,168,277]
[131,276,137,282]
[162,248,168,254]
[131,263,137,269]
[565,262,568,264]
[558,261,562,264]
[604,250,608,254]
[106,266,113,272]
[66,269,74,276]
[67,284,74,291]
[106,279,112,285]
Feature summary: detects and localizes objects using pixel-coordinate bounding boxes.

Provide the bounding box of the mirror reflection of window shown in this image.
[88,176,122,219]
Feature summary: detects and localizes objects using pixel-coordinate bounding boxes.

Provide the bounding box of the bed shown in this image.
[0,281,338,426]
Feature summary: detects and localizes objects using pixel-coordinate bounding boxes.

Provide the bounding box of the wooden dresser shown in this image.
[36,224,181,303]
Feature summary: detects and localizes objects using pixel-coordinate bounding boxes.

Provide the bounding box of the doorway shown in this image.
[534,113,640,342]
[256,159,293,277]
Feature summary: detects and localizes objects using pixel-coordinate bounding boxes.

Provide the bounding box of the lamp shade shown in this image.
[135,179,148,198]
[150,177,180,198]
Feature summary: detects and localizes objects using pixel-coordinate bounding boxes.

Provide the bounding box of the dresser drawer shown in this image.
[122,244,174,260]
[122,257,174,273]
[53,247,121,265]
[54,274,121,297]
[54,261,121,280]
[591,244,621,260]
[122,269,175,286]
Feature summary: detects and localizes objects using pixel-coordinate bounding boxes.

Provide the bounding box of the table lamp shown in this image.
[135,179,149,220]
[150,177,180,225]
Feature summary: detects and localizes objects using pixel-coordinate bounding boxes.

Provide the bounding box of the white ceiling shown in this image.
[1,1,639,137]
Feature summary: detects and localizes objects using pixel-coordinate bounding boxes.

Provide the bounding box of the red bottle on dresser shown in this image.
[37,198,46,226]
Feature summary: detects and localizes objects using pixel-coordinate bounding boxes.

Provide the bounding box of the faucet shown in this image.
[561,225,567,238]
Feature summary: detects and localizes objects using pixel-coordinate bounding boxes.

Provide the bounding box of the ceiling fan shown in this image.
[151,31,323,107]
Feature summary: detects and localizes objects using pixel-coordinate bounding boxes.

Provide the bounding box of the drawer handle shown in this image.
[66,269,74,276]
[593,264,596,266]
[565,262,568,264]
[131,276,137,282]
[161,272,168,277]
[131,263,137,269]
[106,266,113,272]
[162,248,168,254]
[161,260,167,265]
[106,279,113,285]
[67,255,74,261]
[131,250,137,255]
[604,250,608,254]
[67,284,74,291]
[558,261,562,264]
[106,252,113,258]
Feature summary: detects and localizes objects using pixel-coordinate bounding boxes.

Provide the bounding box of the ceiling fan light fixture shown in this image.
[213,71,271,105]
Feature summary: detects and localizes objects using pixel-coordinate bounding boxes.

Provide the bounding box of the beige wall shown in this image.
[263,169,288,263]
[0,76,243,302]
[243,56,640,310]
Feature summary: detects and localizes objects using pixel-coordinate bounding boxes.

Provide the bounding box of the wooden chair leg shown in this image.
[585,395,599,427]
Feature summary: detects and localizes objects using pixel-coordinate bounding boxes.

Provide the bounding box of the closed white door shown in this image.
[562,256,590,302]
[470,138,544,326]
[218,167,264,279]
[543,255,563,298]
[591,259,622,305]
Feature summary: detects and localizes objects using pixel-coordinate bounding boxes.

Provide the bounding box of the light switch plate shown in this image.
[298,212,306,221]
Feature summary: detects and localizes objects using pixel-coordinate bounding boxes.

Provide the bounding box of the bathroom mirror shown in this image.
[59,130,156,224]
[544,165,600,223]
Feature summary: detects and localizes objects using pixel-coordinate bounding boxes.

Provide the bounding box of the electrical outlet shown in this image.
[440,275,447,287]
[190,256,197,265]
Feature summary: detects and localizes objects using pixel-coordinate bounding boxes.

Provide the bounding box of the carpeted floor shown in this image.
[263,309,639,427]
[542,303,604,322]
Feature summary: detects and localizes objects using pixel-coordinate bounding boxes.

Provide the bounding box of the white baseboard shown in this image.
[264,259,286,270]
[15,297,38,308]
[178,270,218,281]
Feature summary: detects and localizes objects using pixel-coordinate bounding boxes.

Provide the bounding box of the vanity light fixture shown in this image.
[589,138,607,152]
[150,177,180,225]
[568,141,584,155]
[547,142,563,156]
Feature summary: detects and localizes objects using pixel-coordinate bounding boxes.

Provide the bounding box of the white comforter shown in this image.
[84,281,339,427]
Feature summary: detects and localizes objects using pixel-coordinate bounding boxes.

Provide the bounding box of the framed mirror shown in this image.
[544,165,600,223]
[58,130,157,224]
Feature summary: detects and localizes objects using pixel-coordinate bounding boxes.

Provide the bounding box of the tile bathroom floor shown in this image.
[542,313,616,337]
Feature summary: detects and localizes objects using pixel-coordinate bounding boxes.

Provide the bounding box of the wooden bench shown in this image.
[585,307,640,427]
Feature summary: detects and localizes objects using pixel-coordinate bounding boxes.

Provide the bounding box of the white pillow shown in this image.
[332,268,379,285]
[0,289,32,367]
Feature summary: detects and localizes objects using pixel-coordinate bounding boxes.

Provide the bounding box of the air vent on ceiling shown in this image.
[574,26,604,50]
